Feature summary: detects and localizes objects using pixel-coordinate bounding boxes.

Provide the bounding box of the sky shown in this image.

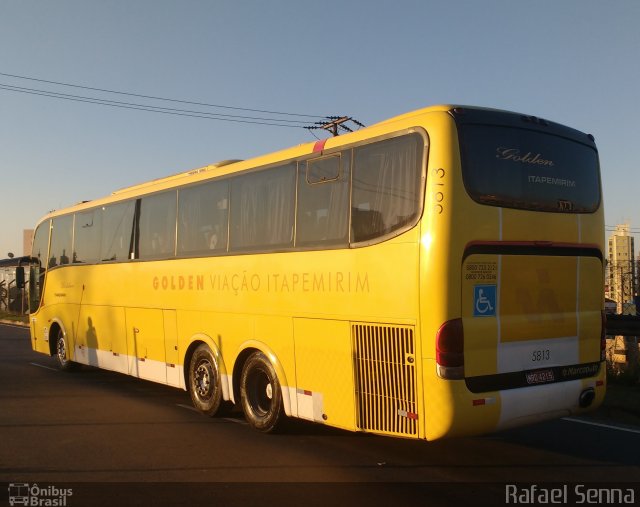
[1,0,639,258]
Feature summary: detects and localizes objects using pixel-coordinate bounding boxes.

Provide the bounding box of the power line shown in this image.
[0,75,368,136]
[0,71,322,119]
[606,226,640,233]
[0,82,311,127]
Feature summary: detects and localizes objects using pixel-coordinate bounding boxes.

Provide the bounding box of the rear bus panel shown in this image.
[421,109,605,440]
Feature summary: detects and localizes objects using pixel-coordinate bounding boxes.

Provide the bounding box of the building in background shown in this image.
[23,229,34,257]
[607,224,637,314]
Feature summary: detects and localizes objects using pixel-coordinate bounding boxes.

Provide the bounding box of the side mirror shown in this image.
[16,267,25,289]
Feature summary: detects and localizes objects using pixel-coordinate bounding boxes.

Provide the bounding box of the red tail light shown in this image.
[436,318,464,379]
[600,311,607,361]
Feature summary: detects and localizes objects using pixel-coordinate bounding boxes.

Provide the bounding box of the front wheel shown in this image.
[54,328,76,371]
[188,344,223,416]
[240,351,284,432]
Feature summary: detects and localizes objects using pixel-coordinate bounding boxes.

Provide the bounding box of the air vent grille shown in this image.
[352,323,418,437]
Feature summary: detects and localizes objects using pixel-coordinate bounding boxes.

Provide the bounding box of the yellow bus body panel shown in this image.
[293,318,355,430]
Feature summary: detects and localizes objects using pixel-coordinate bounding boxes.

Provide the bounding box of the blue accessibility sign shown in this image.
[473,284,497,317]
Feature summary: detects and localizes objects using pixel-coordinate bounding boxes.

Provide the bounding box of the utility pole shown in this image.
[306,116,365,137]
[321,117,351,137]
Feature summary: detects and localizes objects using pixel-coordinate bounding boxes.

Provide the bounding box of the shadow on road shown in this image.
[488,419,640,467]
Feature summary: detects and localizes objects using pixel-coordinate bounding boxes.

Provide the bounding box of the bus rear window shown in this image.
[459,125,600,212]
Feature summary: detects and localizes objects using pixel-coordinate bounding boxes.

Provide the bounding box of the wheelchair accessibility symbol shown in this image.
[474,285,497,317]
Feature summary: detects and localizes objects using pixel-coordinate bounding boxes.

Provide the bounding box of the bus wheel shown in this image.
[240,351,284,432]
[54,328,76,371]
[188,344,222,416]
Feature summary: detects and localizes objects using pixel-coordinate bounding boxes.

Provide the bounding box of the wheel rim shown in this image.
[193,359,214,401]
[248,368,273,417]
[57,334,67,364]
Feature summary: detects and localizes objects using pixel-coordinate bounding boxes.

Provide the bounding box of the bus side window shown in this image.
[230,164,296,251]
[178,180,229,256]
[295,154,349,248]
[49,215,74,268]
[100,201,136,262]
[351,208,384,243]
[73,209,102,264]
[351,134,423,243]
[138,191,177,260]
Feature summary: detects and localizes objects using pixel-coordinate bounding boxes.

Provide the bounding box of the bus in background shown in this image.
[28,105,605,440]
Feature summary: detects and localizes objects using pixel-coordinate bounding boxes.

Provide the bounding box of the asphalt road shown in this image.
[1,323,639,507]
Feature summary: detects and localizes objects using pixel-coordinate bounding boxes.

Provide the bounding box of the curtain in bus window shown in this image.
[351,134,423,242]
[138,191,177,260]
[74,209,102,263]
[230,164,296,250]
[100,201,135,262]
[49,215,74,267]
[296,154,350,247]
[178,180,229,255]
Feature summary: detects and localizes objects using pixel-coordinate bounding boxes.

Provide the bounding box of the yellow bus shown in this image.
[27,105,606,440]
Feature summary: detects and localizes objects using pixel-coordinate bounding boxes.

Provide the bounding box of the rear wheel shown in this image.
[54,327,76,371]
[240,351,284,432]
[188,344,223,416]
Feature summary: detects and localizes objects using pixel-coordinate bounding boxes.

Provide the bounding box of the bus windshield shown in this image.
[458,125,601,213]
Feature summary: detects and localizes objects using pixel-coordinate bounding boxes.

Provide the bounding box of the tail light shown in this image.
[600,311,607,361]
[436,318,464,379]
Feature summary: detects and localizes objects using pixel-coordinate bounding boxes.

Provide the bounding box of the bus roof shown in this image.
[36,104,556,223]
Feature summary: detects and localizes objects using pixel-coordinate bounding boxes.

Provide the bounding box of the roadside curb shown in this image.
[0,319,28,327]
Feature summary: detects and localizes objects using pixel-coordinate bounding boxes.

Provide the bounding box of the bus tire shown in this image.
[188,344,223,416]
[54,327,77,371]
[240,351,284,433]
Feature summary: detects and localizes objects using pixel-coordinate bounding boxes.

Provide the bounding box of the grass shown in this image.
[0,311,28,324]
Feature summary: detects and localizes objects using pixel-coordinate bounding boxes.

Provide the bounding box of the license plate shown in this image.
[526,369,554,385]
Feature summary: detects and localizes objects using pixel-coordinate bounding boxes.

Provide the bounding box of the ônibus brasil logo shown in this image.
[8,483,73,506]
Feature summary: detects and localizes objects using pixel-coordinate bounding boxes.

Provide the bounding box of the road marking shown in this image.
[29,362,59,372]
[176,403,198,412]
[176,404,248,425]
[223,417,248,426]
[563,417,640,434]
